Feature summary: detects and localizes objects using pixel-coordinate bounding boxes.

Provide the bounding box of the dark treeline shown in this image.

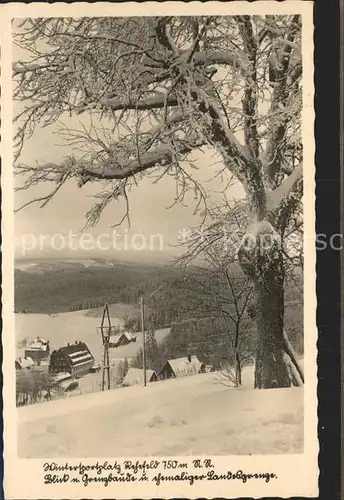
[14,263,186,314]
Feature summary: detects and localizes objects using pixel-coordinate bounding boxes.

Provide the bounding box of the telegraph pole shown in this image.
[100,304,111,391]
[140,284,166,388]
[98,303,135,391]
[140,296,147,387]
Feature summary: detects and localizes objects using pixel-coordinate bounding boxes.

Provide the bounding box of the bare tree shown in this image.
[173,228,254,386]
[14,15,303,388]
[177,194,304,388]
[16,369,54,406]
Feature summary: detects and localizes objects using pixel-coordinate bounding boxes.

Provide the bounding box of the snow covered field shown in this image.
[15,311,170,362]
[16,313,304,458]
[18,369,304,458]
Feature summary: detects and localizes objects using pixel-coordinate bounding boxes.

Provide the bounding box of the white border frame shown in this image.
[1,2,317,498]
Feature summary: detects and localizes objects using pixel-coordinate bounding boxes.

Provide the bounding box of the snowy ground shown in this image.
[15,311,170,362]
[18,368,304,458]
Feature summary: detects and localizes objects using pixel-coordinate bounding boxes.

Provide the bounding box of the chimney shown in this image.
[187,354,191,363]
[67,342,70,347]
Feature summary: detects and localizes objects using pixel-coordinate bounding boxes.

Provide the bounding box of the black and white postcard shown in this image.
[1,1,317,498]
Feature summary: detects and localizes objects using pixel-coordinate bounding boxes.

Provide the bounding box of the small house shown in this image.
[153,360,176,381]
[165,355,205,378]
[108,331,137,348]
[122,368,158,386]
[15,356,35,370]
[25,337,50,364]
[49,341,94,377]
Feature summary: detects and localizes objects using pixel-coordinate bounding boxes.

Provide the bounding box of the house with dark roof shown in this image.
[49,341,94,377]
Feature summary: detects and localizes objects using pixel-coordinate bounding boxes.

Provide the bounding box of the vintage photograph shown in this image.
[1,2,317,498]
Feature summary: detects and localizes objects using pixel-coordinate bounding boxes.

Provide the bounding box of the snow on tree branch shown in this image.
[14,15,303,228]
[264,15,302,187]
[266,162,303,215]
[234,16,259,159]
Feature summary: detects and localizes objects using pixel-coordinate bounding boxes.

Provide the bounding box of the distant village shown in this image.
[16,332,216,406]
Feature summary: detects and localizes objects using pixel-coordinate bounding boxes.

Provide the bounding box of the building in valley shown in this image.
[15,356,35,370]
[49,341,94,377]
[152,359,176,381]
[108,331,137,348]
[24,337,50,364]
[161,355,208,379]
[122,368,158,386]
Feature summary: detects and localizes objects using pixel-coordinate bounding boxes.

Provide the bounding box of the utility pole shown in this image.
[140,296,147,387]
[100,304,111,391]
[139,284,166,388]
[97,303,136,391]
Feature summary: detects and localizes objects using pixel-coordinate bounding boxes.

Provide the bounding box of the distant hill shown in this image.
[14,258,184,314]
[14,257,303,357]
[14,257,167,274]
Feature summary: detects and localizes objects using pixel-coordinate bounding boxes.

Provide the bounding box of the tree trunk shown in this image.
[235,353,242,386]
[238,220,297,389]
[283,329,304,383]
[254,265,291,389]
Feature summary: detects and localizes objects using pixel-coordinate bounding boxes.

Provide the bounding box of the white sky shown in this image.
[15,125,243,261]
[13,23,245,262]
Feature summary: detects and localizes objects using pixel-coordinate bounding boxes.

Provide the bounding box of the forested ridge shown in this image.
[14,261,184,313]
[15,259,303,369]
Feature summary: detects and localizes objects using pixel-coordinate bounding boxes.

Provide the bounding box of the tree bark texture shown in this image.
[238,220,301,389]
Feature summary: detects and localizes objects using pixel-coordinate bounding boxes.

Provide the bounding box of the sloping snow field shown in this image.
[18,368,303,458]
[15,311,170,362]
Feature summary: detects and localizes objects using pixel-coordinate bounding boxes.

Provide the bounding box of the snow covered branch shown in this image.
[235,16,259,159]
[14,15,303,233]
[266,162,303,227]
[16,132,206,202]
[264,15,302,187]
[101,93,179,111]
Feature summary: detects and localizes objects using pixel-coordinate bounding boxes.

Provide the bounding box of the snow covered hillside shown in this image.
[18,369,303,458]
